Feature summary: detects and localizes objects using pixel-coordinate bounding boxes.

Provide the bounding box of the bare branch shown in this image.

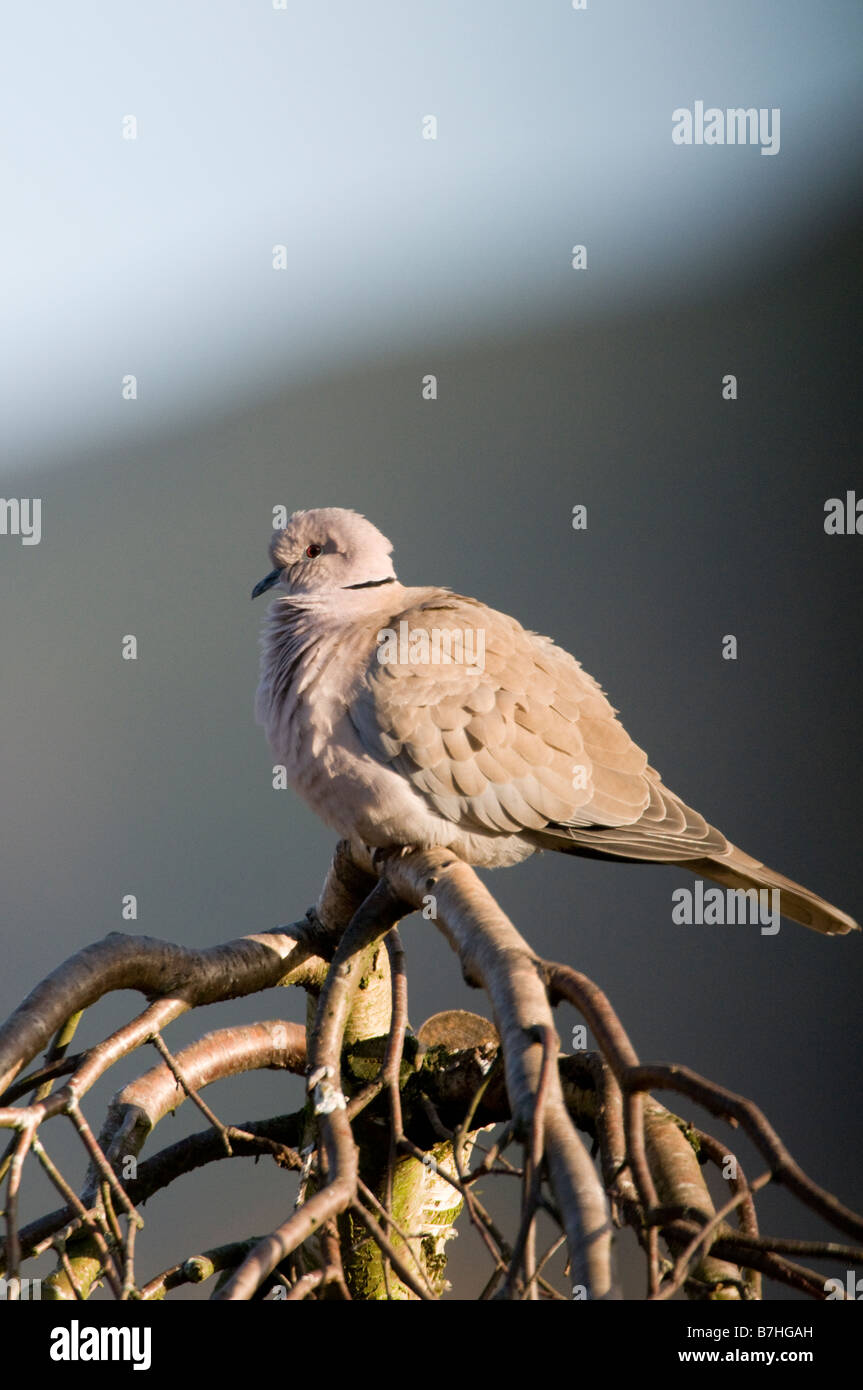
[365,846,616,1300]
[0,921,328,1097]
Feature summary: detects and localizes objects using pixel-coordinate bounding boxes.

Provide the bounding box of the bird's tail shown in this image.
[688,846,859,937]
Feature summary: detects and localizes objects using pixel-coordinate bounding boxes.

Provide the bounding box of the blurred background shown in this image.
[1,1,861,1299]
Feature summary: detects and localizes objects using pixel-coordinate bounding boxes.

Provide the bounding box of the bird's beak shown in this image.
[251,568,281,599]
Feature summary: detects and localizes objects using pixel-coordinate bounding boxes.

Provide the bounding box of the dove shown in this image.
[253,508,857,936]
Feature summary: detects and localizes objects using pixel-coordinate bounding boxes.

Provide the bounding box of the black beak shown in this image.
[251,568,281,599]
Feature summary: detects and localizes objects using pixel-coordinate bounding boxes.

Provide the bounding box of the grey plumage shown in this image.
[254,508,857,937]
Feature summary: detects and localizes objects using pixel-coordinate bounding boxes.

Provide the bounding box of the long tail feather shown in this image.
[688,847,858,937]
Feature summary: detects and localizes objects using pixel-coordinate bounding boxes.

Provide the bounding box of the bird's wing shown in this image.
[349,592,727,859]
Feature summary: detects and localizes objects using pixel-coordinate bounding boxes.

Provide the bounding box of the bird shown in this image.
[252,507,857,937]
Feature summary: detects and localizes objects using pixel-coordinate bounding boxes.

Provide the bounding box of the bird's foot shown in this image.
[371,843,414,873]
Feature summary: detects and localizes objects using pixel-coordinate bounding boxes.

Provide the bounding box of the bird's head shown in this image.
[252,507,397,599]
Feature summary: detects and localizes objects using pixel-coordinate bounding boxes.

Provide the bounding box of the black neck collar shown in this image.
[343,576,397,590]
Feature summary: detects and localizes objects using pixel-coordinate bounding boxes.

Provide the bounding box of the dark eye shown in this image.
[305,544,322,558]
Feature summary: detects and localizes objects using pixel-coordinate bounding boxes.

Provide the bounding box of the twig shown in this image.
[653,1171,772,1300]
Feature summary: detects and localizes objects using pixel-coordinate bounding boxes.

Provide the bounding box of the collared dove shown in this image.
[253,508,857,936]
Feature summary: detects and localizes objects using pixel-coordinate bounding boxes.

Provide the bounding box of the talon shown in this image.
[372,844,412,871]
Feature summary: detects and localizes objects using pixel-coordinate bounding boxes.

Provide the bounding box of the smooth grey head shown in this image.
[251,507,397,599]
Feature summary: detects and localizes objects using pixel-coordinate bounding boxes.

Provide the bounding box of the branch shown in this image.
[362,846,615,1300]
[0,920,328,1098]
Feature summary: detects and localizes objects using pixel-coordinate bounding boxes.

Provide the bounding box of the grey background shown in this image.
[1,2,861,1299]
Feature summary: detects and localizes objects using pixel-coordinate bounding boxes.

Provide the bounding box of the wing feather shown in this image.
[350,592,727,859]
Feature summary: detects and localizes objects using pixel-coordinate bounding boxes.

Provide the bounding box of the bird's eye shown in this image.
[305,544,322,558]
